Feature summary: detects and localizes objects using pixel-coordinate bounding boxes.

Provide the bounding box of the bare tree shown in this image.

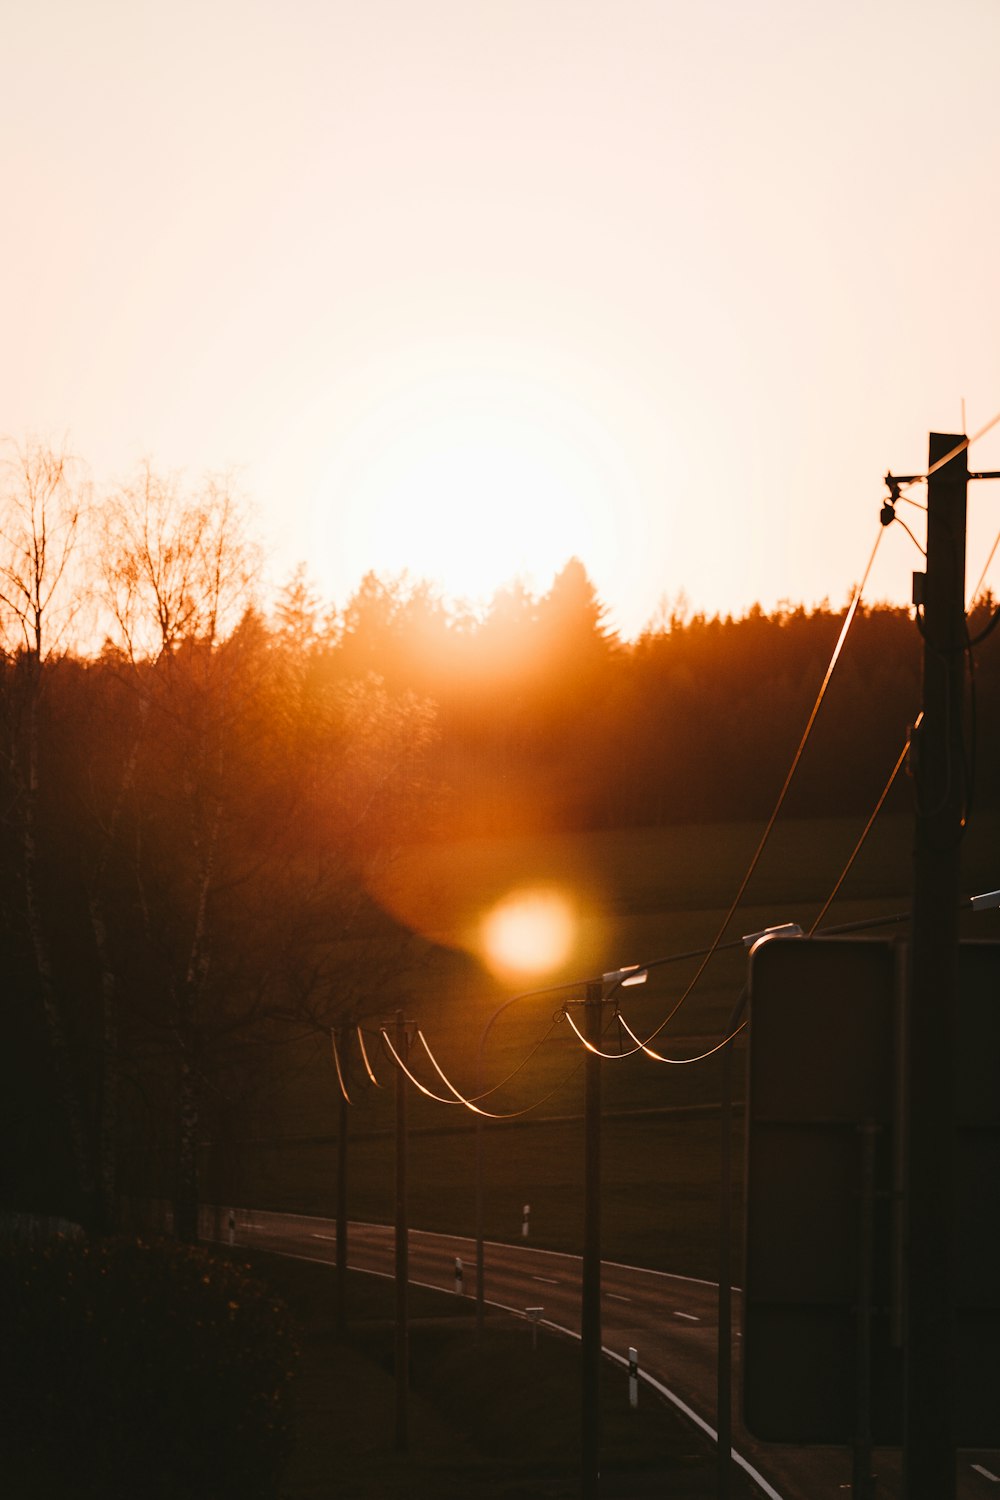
[88,464,260,1238]
[0,437,92,1219]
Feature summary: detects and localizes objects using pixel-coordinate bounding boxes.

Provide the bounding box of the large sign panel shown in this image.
[743,937,1000,1445]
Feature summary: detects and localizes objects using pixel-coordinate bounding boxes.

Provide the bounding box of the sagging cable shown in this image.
[622,524,885,1052]
[356,1026,382,1087]
[809,732,913,934]
[380,1028,462,1105]
[616,1011,748,1064]
[381,1026,584,1119]
[330,1028,352,1105]
[423,1020,562,1104]
[561,1004,747,1064]
[418,1029,587,1119]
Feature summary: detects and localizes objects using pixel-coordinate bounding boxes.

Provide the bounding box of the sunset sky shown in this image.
[5,0,1000,638]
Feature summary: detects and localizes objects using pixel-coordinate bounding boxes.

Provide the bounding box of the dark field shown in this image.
[259,1251,761,1499]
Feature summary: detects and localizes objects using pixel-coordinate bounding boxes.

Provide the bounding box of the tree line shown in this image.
[2,439,996,1235]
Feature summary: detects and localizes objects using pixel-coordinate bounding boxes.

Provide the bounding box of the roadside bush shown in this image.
[0,1235,296,1498]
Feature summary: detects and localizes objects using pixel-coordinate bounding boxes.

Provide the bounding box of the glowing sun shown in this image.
[479,886,577,981]
[311,353,627,609]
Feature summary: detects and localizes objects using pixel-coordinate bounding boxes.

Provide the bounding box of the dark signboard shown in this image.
[743,937,1000,1445]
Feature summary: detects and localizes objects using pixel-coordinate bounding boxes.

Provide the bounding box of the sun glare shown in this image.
[310,354,628,611]
[479,886,577,981]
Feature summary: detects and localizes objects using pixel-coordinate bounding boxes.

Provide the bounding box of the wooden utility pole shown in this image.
[336,1070,349,1337]
[394,1011,410,1452]
[581,982,602,1500]
[902,431,968,1499]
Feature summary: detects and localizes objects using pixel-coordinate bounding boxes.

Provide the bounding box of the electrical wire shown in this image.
[420,1019,563,1103]
[562,1004,748,1064]
[895,408,1000,498]
[330,1028,351,1105]
[969,527,1000,606]
[893,515,926,557]
[356,1025,382,1087]
[807,730,914,934]
[967,605,1000,647]
[416,1027,583,1117]
[887,407,1000,514]
[380,1027,583,1119]
[597,524,886,1058]
[579,730,916,1065]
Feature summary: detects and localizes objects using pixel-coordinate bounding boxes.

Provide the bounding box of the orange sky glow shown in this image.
[4,0,1000,638]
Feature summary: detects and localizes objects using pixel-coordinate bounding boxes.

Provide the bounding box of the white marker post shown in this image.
[522,1202,530,1238]
[628,1346,639,1409]
[227,1210,236,1247]
[526,1306,543,1351]
[454,1256,464,1295]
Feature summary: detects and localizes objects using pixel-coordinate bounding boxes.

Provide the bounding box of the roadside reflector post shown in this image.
[522,1202,530,1238]
[454,1256,463,1295]
[526,1306,543,1351]
[628,1346,639,1409]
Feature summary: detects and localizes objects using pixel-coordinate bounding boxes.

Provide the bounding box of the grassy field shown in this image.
[256,1251,761,1499]
[210,811,1000,1281]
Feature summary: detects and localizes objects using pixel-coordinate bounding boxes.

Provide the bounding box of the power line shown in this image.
[380,1026,583,1120]
[563,1004,748,1064]
[330,1027,352,1105]
[969,526,1000,609]
[434,1018,563,1104]
[356,1025,383,1087]
[597,524,886,1058]
[807,730,914,934]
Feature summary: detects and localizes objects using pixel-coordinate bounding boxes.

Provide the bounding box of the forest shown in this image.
[2,439,997,1238]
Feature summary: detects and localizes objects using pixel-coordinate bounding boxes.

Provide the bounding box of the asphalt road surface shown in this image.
[205,1207,1000,1500]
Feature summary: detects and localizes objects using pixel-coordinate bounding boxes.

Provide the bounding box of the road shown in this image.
[206,1207,1000,1500]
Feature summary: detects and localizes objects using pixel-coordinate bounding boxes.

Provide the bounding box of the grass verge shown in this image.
[244,1249,761,1499]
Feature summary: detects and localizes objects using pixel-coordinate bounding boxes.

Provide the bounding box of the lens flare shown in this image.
[479,886,576,981]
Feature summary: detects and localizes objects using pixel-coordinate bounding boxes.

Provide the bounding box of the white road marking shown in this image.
[532,1274,560,1284]
[311,1233,336,1240]
[972,1464,1000,1483]
[607,1292,632,1303]
[673,1310,699,1322]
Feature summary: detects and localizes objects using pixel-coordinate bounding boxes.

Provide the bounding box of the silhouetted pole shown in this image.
[581,981,602,1500]
[902,431,967,1500]
[336,1071,349,1336]
[475,1111,485,1342]
[394,1011,410,1452]
[853,1123,877,1500]
[717,983,749,1500]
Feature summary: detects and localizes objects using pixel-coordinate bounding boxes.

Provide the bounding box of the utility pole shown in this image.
[336,1057,349,1337]
[902,431,968,1499]
[394,1011,410,1453]
[475,1111,485,1342]
[716,986,747,1500]
[581,981,602,1500]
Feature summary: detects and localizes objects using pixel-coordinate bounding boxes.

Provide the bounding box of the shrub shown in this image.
[0,1235,296,1498]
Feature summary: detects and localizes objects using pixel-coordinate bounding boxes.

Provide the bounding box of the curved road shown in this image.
[207,1207,1000,1500]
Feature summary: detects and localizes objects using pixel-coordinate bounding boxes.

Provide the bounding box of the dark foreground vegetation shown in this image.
[2,438,997,1260]
[0,1235,295,1499]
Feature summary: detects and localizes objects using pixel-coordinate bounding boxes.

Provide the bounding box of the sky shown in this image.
[4,0,1000,639]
